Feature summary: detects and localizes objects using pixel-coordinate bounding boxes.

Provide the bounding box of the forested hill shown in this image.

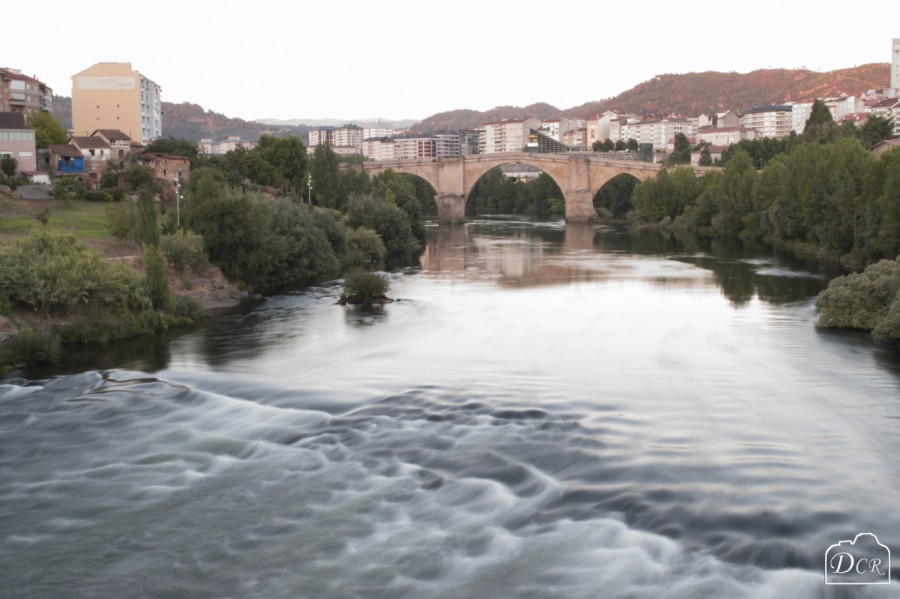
[51,96,309,142]
[412,63,890,132]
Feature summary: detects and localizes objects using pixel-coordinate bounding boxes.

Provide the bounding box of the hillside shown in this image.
[49,63,890,140]
[412,64,890,131]
[51,96,308,142]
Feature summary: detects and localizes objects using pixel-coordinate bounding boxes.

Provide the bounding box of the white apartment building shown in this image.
[308,124,363,151]
[696,126,757,146]
[621,119,694,150]
[740,105,793,138]
[363,127,394,140]
[870,98,900,137]
[477,118,542,154]
[361,134,461,161]
[199,136,258,155]
[791,102,813,134]
[893,38,900,91]
[361,138,394,161]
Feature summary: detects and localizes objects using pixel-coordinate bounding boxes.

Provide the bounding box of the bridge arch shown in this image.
[361,152,664,223]
[465,164,566,217]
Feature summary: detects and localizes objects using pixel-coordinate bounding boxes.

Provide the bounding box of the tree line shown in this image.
[628,103,899,271]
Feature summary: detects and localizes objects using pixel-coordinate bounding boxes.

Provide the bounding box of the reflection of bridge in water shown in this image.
[360,152,665,222]
[420,222,636,288]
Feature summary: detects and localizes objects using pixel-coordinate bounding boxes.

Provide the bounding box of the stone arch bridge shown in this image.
[359,152,665,222]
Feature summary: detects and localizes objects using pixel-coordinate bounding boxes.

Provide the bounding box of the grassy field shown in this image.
[0,192,119,246]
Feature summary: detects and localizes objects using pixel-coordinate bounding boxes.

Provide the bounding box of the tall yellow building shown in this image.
[71,62,162,144]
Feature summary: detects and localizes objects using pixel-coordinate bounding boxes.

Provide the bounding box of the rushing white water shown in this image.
[2,220,899,598]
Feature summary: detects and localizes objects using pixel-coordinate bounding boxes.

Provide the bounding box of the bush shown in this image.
[816,258,900,331]
[1,326,62,368]
[53,176,86,201]
[142,246,171,311]
[106,201,136,242]
[0,231,147,313]
[339,271,390,305]
[344,227,385,270]
[159,230,208,273]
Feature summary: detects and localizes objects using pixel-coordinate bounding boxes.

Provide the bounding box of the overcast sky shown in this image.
[6,0,898,123]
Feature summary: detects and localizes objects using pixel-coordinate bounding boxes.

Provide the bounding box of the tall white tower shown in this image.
[893,38,900,91]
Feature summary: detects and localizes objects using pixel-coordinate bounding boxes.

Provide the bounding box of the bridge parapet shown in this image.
[361,152,667,223]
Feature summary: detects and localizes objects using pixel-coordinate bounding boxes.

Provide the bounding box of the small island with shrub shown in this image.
[338,272,393,306]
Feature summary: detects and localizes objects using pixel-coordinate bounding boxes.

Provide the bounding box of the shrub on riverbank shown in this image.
[816,256,900,343]
[339,272,391,306]
[0,230,207,370]
[0,325,61,369]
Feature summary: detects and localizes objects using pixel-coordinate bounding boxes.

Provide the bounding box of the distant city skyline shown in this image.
[4,0,899,122]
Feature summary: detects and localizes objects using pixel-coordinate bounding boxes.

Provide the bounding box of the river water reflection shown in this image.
[2,218,899,598]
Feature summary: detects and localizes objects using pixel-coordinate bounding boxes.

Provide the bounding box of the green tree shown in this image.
[123,164,155,191]
[0,156,17,178]
[133,188,160,247]
[626,138,639,152]
[594,173,639,219]
[52,176,86,201]
[26,111,67,149]
[142,246,171,310]
[698,145,713,166]
[256,135,308,192]
[310,143,342,208]
[670,133,691,163]
[803,99,840,144]
[371,169,426,244]
[144,137,200,161]
[345,193,419,268]
[857,115,895,148]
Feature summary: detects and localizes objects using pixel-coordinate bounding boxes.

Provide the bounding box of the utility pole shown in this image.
[175,172,181,227]
[307,173,312,204]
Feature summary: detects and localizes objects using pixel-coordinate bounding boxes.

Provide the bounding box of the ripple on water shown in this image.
[1,373,900,598]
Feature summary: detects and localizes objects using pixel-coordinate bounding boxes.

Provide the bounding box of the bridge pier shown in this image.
[564,189,597,223]
[435,193,466,223]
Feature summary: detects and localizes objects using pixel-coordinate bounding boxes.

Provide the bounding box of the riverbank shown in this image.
[0,195,247,372]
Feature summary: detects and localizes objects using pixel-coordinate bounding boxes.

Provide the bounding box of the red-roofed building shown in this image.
[0,68,52,115]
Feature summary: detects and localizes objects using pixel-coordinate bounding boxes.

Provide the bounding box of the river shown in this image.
[2,218,899,598]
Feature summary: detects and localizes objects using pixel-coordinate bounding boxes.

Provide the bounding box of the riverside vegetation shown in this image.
[619,102,900,344]
[2,102,898,370]
[1,137,427,372]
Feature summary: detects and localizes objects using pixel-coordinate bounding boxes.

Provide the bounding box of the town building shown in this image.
[740,105,792,138]
[690,145,725,167]
[308,124,364,154]
[71,62,162,143]
[48,144,84,174]
[0,68,53,115]
[476,118,541,154]
[363,127,394,140]
[137,153,190,184]
[621,119,694,150]
[695,126,756,146]
[872,138,900,158]
[199,136,258,155]
[893,38,900,92]
[561,127,587,148]
[869,98,900,137]
[0,112,37,175]
[362,133,461,161]
[92,129,132,167]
